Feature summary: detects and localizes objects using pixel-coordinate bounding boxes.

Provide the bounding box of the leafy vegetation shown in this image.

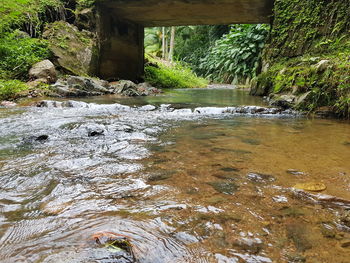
[0,80,28,100]
[0,0,64,36]
[144,56,208,89]
[174,25,230,72]
[254,0,350,118]
[198,24,269,84]
[0,31,51,80]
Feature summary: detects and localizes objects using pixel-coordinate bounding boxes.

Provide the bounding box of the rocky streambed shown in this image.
[0,88,349,263]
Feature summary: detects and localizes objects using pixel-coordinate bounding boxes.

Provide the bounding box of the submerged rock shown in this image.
[92,231,136,262]
[286,222,313,252]
[207,181,239,195]
[247,172,275,183]
[232,237,264,253]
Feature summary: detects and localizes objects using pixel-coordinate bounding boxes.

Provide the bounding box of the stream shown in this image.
[0,86,350,263]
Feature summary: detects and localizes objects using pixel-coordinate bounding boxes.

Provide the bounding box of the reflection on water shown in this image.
[0,88,350,263]
[20,86,266,109]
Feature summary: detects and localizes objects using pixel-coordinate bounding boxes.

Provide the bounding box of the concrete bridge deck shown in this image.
[96,0,274,80]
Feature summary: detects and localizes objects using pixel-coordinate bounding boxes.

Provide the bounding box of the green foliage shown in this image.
[0,31,51,80]
[0,79,28,100]
[144,27,163,56]
[0,0,64,36]
[265,0,350,60]
[174,25,230,72]
[198,24,269,84]
[255,0,350,118]
[255,54,350,118]
[144,56,208,89]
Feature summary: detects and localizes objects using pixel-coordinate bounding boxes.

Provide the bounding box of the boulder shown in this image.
[110,80,141,96]
[49,76,112,97]
[75,8,96,31]
[43,21,98,76]
[29,60,57,83]
[137,82,161,96]
[269,94,297,109]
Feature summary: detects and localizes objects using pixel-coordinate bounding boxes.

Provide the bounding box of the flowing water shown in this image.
[0,87,350,263]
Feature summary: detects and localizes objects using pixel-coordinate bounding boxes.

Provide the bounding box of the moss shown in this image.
[0,0,64,36]
[255,0,350,118]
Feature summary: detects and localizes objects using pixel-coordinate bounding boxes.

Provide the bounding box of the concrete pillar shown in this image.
[96,6,144,81]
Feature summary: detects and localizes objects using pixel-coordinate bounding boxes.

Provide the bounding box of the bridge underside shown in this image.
[96,0,274,80]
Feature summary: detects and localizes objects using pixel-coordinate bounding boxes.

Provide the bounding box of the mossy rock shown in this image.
[43,21,98,76]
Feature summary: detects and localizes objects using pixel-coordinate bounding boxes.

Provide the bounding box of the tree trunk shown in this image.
[162,27,166,59]
[168,26,176,62]
[164,28,169,60]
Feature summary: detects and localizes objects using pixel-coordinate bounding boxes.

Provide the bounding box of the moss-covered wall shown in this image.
[253,0,350,118]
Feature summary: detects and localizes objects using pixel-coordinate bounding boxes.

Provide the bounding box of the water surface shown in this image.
[0,87,350,263]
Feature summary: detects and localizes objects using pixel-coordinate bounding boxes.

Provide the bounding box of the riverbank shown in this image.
[252,0,350,119]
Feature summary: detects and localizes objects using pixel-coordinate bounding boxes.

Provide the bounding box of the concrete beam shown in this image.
[102,0,274,26]
[95,0,273,80]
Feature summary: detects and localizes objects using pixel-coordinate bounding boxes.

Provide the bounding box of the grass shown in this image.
[0,79,28,100]
[0,31,51,80]
[145,55,208,89]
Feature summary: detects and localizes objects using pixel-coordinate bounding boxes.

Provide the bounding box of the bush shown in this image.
[0,31,51,80]
[145,58,208,89]
[0,79,28,100]
[198,24,269,84]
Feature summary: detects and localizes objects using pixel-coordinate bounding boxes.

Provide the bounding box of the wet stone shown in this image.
[320,224,337,238]
[340,211,350,228]
[148,171,176,182]
[88,129,104,137]
[247,172,276,183]
[92,232,136,263]
[287,169,305,176]
[286,253,306,263]
[280,206,306,217]
[232,237,264,253]
[36,135,49,141]
[220,167,240,172]
[340,239,350,248]
[207,181,239,195]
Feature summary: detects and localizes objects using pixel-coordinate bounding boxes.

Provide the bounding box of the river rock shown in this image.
[232,237,264,253]
[340,239,350,248]
[247,172,275,183]
[0,101,17,107]
[269,94,297,109]
[110,80,139,95]
[49,76,112,97]
[29,60,57,83]
[43,21,98,76]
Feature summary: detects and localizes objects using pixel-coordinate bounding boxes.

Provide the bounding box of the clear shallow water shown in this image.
[1,88,350,263]
[20,86,266,108]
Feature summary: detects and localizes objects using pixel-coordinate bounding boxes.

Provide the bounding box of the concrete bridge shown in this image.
[96,0,274,81]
